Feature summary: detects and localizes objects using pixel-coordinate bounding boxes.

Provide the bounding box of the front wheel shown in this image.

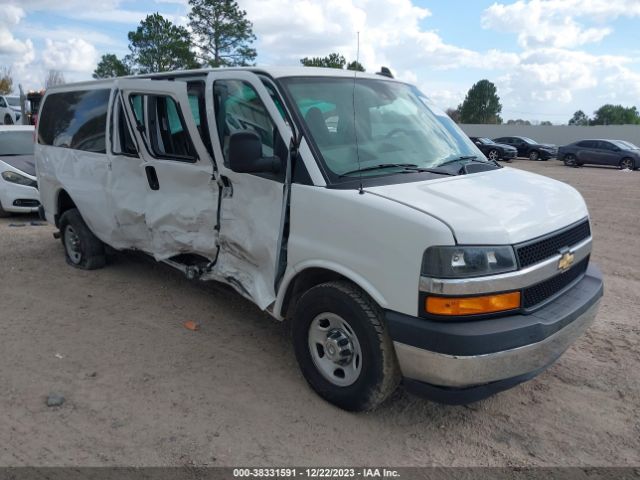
[564,154,578,167]
[292,281,400,411]
[487,149,500,162]
[59,208,106,270]
[0,201,11,218]
[619,157,635,170]
[4,114,13,125]
[529,150,540,161]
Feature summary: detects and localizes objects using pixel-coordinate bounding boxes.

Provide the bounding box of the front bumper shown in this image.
[386,264,603,403]
[539,150,557,160]
[502,149,517,159]
[0,181,40,213]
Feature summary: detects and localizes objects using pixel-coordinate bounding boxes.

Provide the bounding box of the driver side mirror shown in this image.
[228,131,281,174]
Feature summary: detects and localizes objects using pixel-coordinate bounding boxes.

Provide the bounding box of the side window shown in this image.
[0,98,6,108]
[111,97,138,157]
[38,89,110,153]
[128,94,197,162]
[214,80,278,163]
[598,141,614,151]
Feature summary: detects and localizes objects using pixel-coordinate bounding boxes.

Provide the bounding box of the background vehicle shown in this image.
[0,95,22,125]
[0,126,39,216]
[469,136,517,162]
[493,135,557,161]
[558,139,639,170]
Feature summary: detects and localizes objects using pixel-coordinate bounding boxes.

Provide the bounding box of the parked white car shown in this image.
[35,68,603,410]
[0,95,22,125]
[0,125,39,216]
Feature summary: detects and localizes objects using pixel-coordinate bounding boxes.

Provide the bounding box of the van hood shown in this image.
[365,167,588,245]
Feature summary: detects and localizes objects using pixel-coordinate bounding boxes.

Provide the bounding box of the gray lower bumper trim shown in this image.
[394,299,600,387]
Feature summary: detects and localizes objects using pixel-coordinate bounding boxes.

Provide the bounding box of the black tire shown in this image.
[59,208,106,270]
[4,114,13,125]
[0,201,11,218]
[292,280,400,411]
[529,150,540,161]
[619,157,635,170]
[563,154,578,167]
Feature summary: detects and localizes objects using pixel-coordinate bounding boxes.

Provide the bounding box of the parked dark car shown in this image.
[469,137,517,162]
[558,139,639,170]
[493,136,557,160]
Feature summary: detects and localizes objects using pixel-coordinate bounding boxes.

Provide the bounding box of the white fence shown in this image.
[459,124,640,146]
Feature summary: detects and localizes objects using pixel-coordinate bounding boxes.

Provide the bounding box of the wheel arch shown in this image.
[275,262,388,320]
[54,189,77,227]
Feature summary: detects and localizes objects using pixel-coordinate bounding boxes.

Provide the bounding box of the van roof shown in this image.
[43,66,402,91]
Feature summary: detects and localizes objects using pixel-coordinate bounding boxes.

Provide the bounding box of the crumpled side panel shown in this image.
[144,188,219,261]
[208,173,283,310]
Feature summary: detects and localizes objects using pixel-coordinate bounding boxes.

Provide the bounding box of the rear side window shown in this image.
[38,89,110,153]
[128,94,197,162]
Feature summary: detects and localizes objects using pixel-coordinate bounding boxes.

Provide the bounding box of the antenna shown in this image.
[352,31,364,194]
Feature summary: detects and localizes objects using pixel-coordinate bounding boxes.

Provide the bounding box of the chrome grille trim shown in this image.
[420,237,592,296]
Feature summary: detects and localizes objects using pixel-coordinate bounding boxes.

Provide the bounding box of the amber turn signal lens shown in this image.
[426,291,521,316]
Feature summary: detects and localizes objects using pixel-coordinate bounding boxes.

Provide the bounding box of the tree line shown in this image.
[94,0,257,77]
[94,0,367,79]
[568,106,640,126]
[446,79,640,126]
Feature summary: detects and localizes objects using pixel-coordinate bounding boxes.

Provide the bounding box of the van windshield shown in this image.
[280,77,483,179]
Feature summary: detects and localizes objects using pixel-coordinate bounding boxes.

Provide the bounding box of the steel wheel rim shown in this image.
[565,156,576,166]
[488,150,499,161]
[308,312,363,387]
[621,159,633,169]
[530,152,538,161]
[64,225,82,264]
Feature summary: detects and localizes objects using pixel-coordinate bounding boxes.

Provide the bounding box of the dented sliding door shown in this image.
[115,79,220,261]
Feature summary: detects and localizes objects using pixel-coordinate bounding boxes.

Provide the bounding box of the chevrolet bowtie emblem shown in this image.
[558,251,575,271]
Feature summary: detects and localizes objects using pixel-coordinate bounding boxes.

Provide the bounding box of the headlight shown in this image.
[422,246,517,278]
[2,171,35,187]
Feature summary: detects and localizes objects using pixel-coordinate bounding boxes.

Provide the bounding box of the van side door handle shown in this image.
[145,166,160,190]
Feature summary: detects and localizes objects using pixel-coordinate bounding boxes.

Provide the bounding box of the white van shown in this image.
[35,68,603,411]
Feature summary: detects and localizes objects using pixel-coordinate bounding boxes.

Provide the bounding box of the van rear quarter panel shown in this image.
[284,184,455,317]
[36,144,113,242]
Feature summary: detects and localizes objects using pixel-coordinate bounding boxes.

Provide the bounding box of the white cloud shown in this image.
[481,0,640,49]
[497,47,632,114]
[240,0,518,72]
[0,6,32,56]
[42,38,99,73]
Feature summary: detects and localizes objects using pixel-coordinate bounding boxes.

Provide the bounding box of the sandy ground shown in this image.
[0,160,638,467]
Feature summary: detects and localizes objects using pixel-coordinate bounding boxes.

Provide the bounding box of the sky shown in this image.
[2,0,640,123]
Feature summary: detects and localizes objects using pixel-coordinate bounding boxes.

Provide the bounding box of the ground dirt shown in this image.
[0,160,638,467]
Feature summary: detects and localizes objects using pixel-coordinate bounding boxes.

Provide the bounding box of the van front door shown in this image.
[206,71,292,310]
[116,79,220,262]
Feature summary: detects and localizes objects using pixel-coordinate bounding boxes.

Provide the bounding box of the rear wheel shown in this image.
[4,114,13,125]
[487,149,499,162]
[529,150,540,161]
[59,208,106,270]
[619,157,635,170]
[292,280,400,411]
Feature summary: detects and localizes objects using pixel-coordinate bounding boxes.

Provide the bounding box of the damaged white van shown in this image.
[35,68,603,411]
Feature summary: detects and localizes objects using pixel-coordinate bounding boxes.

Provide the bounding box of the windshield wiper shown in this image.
[340,163,418,176]
[435,155,483,168]
[340,163,455,177]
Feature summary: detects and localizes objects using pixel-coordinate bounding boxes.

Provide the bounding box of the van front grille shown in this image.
[515,220,591,268]
[522,257,589,309]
